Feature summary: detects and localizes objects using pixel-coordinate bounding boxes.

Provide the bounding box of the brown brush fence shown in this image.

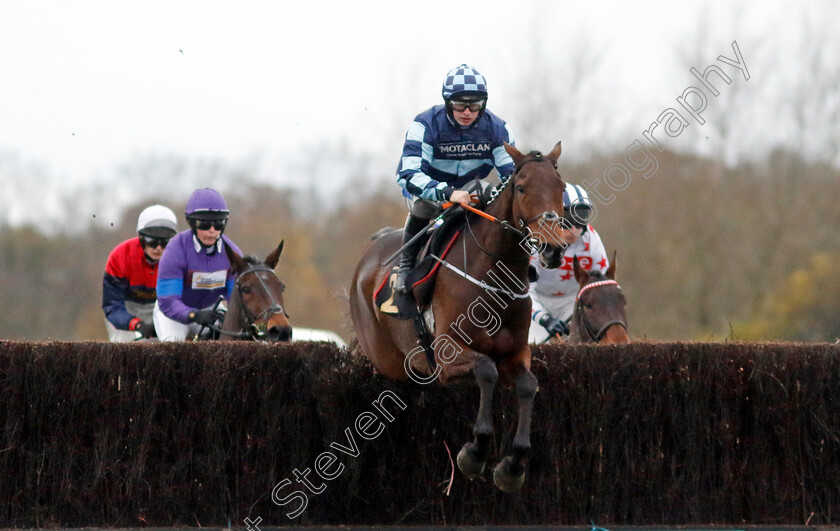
[1,340,839,527]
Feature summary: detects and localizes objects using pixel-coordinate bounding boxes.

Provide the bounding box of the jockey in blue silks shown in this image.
[394,64,516,295]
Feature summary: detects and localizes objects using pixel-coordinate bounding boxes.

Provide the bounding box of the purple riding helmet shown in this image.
[185,188,229,219]
[185,187,229,234]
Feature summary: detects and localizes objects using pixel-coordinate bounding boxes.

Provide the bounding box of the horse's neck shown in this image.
[569,304,583,344]
[484,184,513,222]
[222,292,244,332]
[461,189,529,279]
[571,290,594,344]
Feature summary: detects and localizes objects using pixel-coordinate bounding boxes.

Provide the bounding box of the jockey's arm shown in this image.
[102,273,134,329]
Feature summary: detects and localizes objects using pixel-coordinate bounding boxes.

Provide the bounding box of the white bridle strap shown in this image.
[430,254,531,299]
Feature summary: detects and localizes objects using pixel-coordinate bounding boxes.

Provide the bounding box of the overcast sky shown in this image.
[1,0,836,228]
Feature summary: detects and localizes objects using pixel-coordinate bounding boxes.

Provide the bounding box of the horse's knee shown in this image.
[474,355,498,386]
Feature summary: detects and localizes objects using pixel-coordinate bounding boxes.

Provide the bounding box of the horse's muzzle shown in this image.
[540,244,566,269]
[266,325,293,342]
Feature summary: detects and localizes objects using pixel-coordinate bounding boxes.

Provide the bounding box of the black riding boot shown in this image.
[394,214,428,293]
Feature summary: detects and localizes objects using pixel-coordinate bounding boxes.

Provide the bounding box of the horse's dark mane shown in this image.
[487,168,517,205]
[244,255,261,265]
[487,179,508,205]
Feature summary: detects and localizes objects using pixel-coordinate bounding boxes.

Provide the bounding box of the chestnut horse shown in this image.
[568,253,628,344]
[350,142,567,492]
[217,242,292,342]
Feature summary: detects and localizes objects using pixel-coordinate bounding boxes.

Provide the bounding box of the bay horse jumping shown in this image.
[218,241,292,342]
[350,142,567,492]
[568,253,628,344]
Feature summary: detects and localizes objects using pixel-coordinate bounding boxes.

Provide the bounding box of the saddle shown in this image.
[375,208,467,316]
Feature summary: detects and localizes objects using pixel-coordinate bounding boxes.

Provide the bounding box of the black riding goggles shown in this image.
[141,235,172,248]
[193,219,227,231]
[564,204,592,228]
[449,100,485,112]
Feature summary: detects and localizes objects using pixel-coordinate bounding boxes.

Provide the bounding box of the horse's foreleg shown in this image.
[456,353,497,479]
[493,367,538,492]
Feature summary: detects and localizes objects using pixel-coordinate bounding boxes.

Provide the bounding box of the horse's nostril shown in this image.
[268,326,293,342]
[540,245,566,269]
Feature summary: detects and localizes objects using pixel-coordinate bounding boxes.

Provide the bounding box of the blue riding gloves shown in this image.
[539,313,570,337]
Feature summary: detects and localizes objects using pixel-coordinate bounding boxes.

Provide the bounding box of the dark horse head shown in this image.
[222,241,292,342]
[571,251,629,344]
[503,142,567,269]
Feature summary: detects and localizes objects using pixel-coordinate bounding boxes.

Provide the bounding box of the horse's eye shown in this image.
[240,286,252,294]
[516,185,525,194]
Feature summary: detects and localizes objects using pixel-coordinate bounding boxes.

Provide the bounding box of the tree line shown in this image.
[0,147,837,343]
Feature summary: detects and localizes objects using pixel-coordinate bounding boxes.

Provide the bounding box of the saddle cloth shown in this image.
[375,211,466,314]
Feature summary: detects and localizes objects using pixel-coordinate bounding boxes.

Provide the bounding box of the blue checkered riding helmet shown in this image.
[564,184,594,228]
[441,64,488,102]
[442,64,489,125]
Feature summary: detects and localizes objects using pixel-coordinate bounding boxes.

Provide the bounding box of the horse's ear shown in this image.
[265,240,284,269]
[504,142,526,167]
[225,241,248,274]
[547,141,562,163]
[606,250,617,280]
[573,255,589,285]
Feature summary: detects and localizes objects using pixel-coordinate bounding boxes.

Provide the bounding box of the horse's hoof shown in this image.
[493,456,526,492]
[457,443,486,479]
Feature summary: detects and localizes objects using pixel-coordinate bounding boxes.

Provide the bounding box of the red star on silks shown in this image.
[598,256,608,269]
[583,241,590,251]
[551,290,565,296]
[560,272,573,281]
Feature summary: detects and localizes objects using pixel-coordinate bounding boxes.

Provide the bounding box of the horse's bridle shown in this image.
[450,152,566,285]
[209,264,287,341]
[464,152,564,254]
[509,152,566,254]
[235,264,288,340]
[575,280,627,342]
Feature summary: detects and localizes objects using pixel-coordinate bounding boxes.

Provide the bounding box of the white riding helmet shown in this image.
[137,205,178,238]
